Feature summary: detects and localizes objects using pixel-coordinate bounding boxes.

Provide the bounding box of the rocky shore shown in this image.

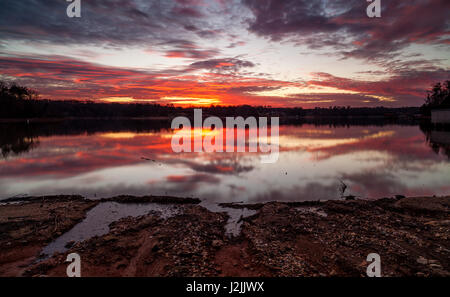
[0,195,449,277]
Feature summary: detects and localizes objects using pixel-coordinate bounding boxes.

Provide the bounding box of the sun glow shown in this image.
[99,132,156,139]
[249,86,360,98]
[365,95,397,102]
[99,97,156,103]
[161,97,221,106]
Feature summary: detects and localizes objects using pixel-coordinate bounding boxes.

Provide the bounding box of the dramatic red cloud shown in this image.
[0,55,301,106]
[0,53,448,107]
[307,70,450,106]
[0,0,448,108]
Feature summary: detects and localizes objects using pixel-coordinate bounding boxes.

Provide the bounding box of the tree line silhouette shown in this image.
[0,80,437,119]
[420,80,450,115]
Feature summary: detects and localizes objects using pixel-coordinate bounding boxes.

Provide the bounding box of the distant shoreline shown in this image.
[0,113,428,123]
[0,116,173,123]
[1,97,425,121]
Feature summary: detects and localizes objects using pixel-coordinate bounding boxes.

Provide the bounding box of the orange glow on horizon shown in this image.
[100,97,156,103]
[161,96,221,106]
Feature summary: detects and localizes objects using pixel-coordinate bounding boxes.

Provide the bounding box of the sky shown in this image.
[0,0,449,107]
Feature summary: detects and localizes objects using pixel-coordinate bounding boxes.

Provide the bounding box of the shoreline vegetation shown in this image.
[0,195,448,277]
[3,80,448,122]
[0,81,448,133]
[0,80,434,121]
[0,104,426,121]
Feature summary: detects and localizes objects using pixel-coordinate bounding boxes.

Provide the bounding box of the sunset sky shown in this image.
[0,0,449,107]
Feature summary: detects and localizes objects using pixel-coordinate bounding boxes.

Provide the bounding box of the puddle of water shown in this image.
[201,202,257,237]
[40,200,256,260]
[41,202,180,258]
[223,207,257,237]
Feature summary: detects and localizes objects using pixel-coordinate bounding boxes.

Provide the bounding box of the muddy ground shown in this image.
[0,195,449,277]
[0,195,98,276]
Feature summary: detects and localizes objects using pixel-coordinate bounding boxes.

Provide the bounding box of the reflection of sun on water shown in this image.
[1,124,449,201]
[98,129,395,151]
[164,128,221,138]
[274,130,395,149]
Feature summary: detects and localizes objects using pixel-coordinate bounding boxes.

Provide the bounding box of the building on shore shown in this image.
[432,109,450,124]
[431,98,450,124]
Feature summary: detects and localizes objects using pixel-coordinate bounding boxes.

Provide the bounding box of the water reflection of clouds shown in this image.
[0,124,449,201]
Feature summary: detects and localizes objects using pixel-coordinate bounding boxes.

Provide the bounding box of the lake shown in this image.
[1,119,449,203]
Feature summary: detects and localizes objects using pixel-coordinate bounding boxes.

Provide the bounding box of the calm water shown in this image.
[1,120,449,203]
